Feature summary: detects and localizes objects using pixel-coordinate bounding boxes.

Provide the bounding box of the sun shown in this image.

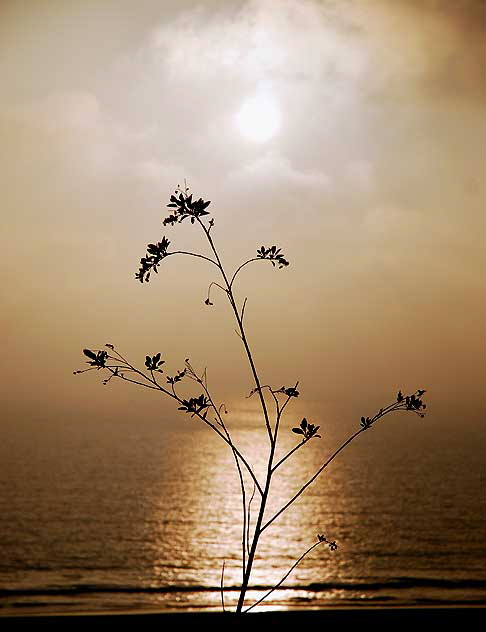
[235,92,282,143]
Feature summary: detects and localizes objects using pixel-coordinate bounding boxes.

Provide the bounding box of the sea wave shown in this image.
[2,576,486,598]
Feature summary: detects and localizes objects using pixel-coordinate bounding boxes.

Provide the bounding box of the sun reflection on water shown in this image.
[143,404,486,611]
[150,406,352,610]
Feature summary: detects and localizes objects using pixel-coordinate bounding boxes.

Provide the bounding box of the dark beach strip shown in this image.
[1,607,485,630]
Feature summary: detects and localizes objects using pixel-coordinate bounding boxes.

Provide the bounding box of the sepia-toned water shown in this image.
[1,411,485,615]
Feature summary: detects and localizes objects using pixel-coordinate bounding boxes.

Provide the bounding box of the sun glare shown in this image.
[235,92,282,143]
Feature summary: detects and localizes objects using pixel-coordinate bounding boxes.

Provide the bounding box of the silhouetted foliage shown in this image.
[82,348,107,368]
[164,183,211,226]
[178,394,210,416]
[135,236,170,283]
[256,245,289,268]
[278,386,300,397]
[166,369,186,385]
[75,184,427,614]
[145,353,165,371]
[292,417,321,439]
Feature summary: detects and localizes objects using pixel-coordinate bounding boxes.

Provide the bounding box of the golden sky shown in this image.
[1,0,485,437]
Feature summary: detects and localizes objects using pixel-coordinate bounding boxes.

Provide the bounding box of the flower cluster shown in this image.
[163,188,211,227]
[398,389,427,414]
[256,245,289,269]
[292,417,321,439]
[360,416,373,430]
[277,385,300,398]
[360,388,427,430]
[317,534,338,551]
[83,348,107,368]
[166,369,187,385]
[145,353,165,371]
[178,394,210,416]
[135,236,171,283]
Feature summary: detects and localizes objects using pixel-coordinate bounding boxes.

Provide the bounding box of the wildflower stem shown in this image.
[271,436,313,474]
[196,217,281,613]
[166,250,219,268]
[262,428,364,533]
[261,397,416,534]
[220,560,226,612]
[229,257,261,288]
[197,218,274,445]
[195,367,250,578]
[243,540,323,613]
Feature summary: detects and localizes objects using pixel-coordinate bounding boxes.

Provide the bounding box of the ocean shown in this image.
[1,410,485,614]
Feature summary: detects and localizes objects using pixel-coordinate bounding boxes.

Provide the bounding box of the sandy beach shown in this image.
[1,607,485,629]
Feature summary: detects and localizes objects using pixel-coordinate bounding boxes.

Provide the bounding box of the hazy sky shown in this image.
[2,0,485,438]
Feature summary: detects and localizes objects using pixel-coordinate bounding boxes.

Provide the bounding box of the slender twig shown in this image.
[108,371,160,391]
[206,281,228,305]
[197,217,274,445]
[191,408,263,496]
[101,354,263,495]
[273,382,298,445]
[194,366,250,576]
[229,258,260,288]
[243,540,323,613]
[220,560,226,612]
[185,362,262,499]
[246,483,256,556]
[262,428,364,533]
[233,454,247,579]
[262,402,412,533]
[240,297,248,323]
[166,250,219,268]
[271,436,314,474]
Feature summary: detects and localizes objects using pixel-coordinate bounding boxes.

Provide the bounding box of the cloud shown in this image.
[228,151,329,191]
[148,0,486,104]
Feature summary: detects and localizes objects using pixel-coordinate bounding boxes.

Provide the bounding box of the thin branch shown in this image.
[229,258,260,289]
[272,381,298,446]
[234,452,247,579]
[261,428,364,533]
[271,436,314,473]
[278,384,298,418]
[111,371,161,392]
[240,297,248,323]
[166,250,219,268]
[187,362,252,577]
[220,560,226,612]
[243,540,323,613]
[197,217,274,446]
[262,398,420,533]
[105,348,133,366]
[104,352,175,397]
[190,408,263,496]
[246,483,256,557]
[218,403,228,416]
[95,354,263,495]
[206,281,228,305]
[247,384,280,432]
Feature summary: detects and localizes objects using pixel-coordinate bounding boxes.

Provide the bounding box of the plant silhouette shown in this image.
[75,184,426,613]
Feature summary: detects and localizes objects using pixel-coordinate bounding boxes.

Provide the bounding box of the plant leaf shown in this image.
[83,349,98,361]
